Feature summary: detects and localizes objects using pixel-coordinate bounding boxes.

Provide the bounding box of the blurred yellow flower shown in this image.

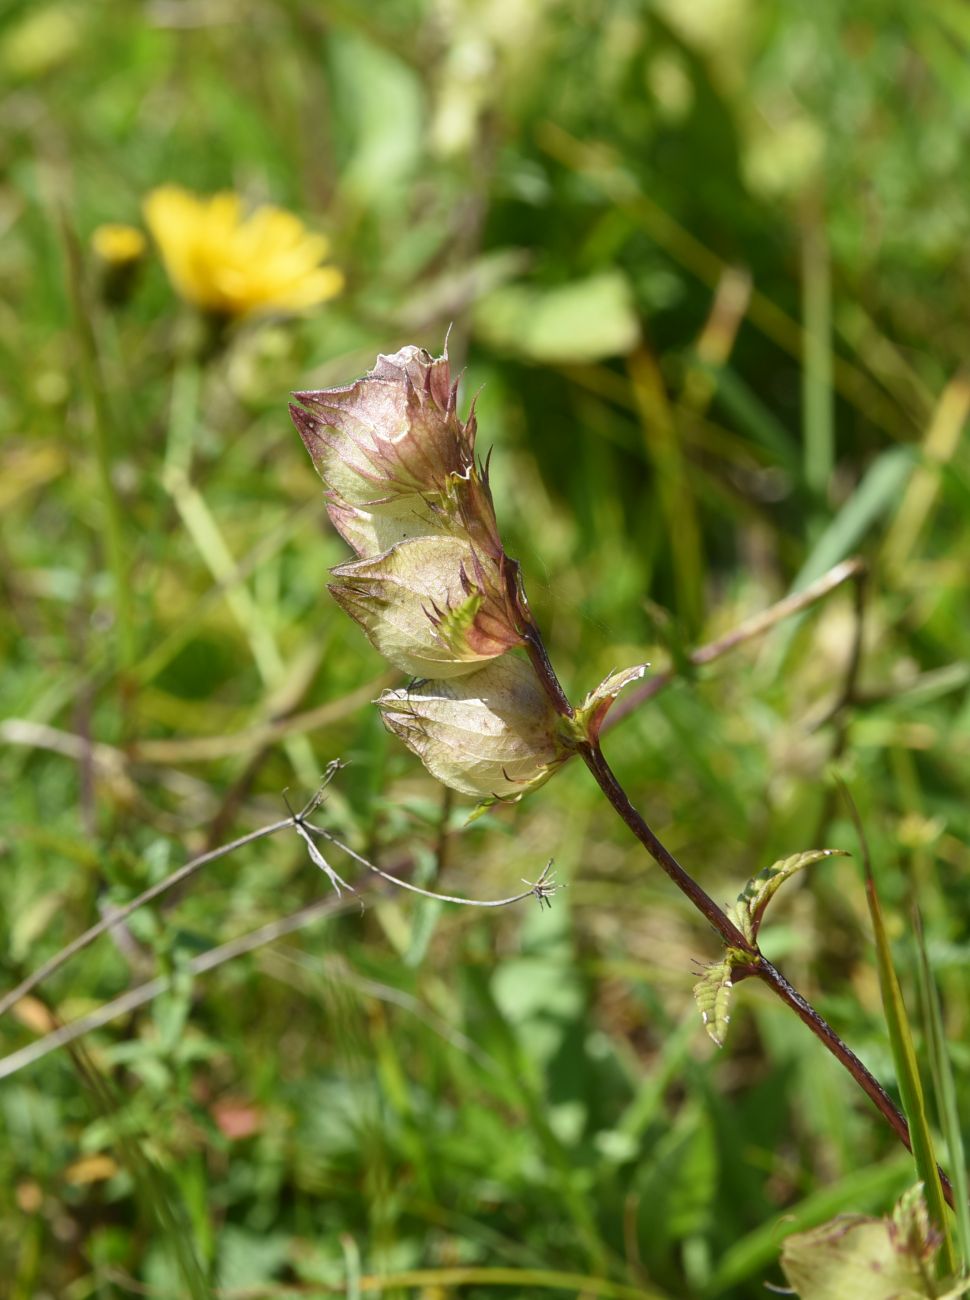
[143,185,344,319]
[91,223,147,265]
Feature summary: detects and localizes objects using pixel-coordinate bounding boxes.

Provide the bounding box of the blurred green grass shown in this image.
[2,0,970,1296]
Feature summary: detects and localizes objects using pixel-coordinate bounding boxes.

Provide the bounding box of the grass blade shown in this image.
[59,211,136,671]
[913,908,970,1270]
[764,445,912,671]
[353,1266,666,1298]
[801,209,834,497]
[847,794,956,1274]
[794,445,914,590]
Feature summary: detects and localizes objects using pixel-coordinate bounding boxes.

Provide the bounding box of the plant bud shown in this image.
[290,345,476,509]
[377,653,575,800]
[329,536,523,678]
[569,663,648,744]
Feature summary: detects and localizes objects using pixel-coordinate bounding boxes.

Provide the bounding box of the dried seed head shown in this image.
[292,342,568,804]
[377,654,575,800]
[329,536,523,678]
[290,345,476,510]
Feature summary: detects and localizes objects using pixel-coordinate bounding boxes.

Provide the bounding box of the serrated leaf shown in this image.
[731,849,849,943]
[693,958,734,1047]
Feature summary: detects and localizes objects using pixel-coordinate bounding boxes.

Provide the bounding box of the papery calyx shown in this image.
[329,535,524,678]
[289,345,476,510]
[376,653,576,800]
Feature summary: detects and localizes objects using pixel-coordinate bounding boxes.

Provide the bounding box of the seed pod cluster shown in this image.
[290,345,576,800]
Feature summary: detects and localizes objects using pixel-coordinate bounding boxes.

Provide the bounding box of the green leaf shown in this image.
[327,32,423,205]
[765,446,914,669]
[731,849,849,943]
[474,271,641,364]
[693,957,734,1047]
[635,1103,718,1251]
[217,1226,291,1291]
[795,446,915,589]
[404,847,445,969]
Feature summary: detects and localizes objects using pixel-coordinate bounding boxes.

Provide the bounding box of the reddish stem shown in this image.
[581,738,955,1209]
[519,616,955,1209]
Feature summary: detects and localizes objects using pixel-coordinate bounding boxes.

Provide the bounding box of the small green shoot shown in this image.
[694,848,849,1047]
[731,848,850,944]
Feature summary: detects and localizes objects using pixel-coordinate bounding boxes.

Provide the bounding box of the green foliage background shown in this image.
[2,1,970,1296]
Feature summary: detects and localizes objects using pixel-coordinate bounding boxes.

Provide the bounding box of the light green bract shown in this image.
[326,490,447,557]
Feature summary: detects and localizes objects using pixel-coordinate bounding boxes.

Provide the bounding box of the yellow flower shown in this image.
[143,185,344,319]
[91,223,147,265]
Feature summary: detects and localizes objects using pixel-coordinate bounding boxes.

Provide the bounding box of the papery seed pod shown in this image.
[325,489,448,558]
[290,345,475,508]
[329,535,523,678]
[377,654,575,800]
[325,462,504,560]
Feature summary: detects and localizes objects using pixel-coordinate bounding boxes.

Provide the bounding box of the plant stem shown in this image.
[0,816,295,1022]
[579,742,751,952]
[754,956,914,1157]
[801,198,834,499]
[522,618,751,952]
[520,619,957,1208]
[61,214,135,672]
[580,737,955,1210]
[604,556,865,732]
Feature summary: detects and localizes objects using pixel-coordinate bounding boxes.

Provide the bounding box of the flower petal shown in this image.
[143,185,343,318]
